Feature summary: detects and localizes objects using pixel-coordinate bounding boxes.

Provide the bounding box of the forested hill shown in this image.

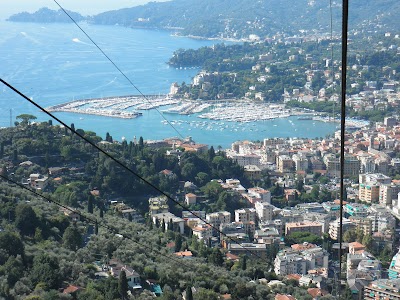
[7,7,84,23]
[7,0,399,38]
[89,0,399,38]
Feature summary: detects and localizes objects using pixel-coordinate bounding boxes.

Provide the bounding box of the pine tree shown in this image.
[99,208,104,218]
[95,222,99,235]
[88,195,94,214]
[139,136,144,149]
[241,255,247,270]
[118,270,129,300]
[161,219,166,232]
[175,234,182,252]
[186,286,193,300]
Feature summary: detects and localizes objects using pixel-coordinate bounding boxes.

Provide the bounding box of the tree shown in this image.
[63,225,83,251]
[16,114,37,125]
[241,255,247,270]
[139,136,144,148]
[30,253,60,290]
[0,231,24,264]
[208,146,216,161]
[285,231,322,245]
[362,234,372,250]
[209,248,224,266]
[1,255,24,286]
[88,195,94,214]
[186,286,193,300]
[175,234,183,252]
[343,229,357,243]
[15,204,38,236]
[195,172,210,187]
[118,270,129,300]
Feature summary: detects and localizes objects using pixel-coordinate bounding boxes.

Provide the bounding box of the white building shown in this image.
[274,246,329,276]
[292,153,309,171]
[192,224,213,241]
[255,201,275,222]
[248,187,271,203]
[235,208,256,223]
[329,218,356,240]
[206,211,231,229]
[152,212,184,234]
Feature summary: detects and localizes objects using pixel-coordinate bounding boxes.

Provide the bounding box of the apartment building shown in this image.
[359,183,380,203]
[327,156,360,177]
[235,208,256,223]
[277,155,294,173]
[285,221,323,237]
[329,218,356,240]
[206,211,231,232]
[364,279,400,300]
[380,184,400,206]
[274,246,328,276]
[149,196,169,215]
[255,201,275,222]
[248,187,271,203]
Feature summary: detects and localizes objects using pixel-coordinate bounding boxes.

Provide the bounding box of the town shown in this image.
[1,109,400,299]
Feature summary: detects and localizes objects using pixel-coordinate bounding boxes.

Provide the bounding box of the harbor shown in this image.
[46,95,179,119]
[46,96,369,130]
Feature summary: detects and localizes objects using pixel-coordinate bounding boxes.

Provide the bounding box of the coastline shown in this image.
[170,32,246,43]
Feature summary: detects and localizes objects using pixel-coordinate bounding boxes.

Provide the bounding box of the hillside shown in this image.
[7,0,400,39]
[7,7,84,23]
[90,0,400,38]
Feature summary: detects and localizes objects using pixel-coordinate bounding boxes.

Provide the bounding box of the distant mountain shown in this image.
[7,7,84,23]
[89,0,400,38]
[7,1,399,38]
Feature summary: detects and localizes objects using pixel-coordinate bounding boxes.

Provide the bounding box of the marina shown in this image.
[46,96,369,130]
[0,22,350,148]
[47,97,294,122]
[46,95,179,119]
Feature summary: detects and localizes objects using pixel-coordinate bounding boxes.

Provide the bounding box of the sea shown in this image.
[0,21,336,149]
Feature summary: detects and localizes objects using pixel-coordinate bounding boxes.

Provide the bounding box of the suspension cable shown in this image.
[339,0,349,297]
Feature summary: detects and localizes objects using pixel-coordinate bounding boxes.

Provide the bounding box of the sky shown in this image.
[0,0,168,20]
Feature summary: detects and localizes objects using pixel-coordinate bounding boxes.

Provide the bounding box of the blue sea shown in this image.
[0,21,336,148]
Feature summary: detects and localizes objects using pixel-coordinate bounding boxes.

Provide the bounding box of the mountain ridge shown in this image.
[7,0,400,39]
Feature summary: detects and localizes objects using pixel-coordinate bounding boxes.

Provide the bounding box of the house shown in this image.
[175,250,193,258]
[109,259,142,290]
[19,160,33,167]
[159,169,175,177]
[152,212,185,234]
[28,173,48,190]
[149,196,169,215]
[48,166,68,176]
[348,242,366,254]
[244,165,261,180]
[62,208,80,222]
[192,224,212,241]
[63,285,81,296]
[307,288,329,299]
[185,193,197,205]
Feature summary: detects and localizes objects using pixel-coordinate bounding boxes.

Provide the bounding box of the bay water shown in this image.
[0,21,336,148]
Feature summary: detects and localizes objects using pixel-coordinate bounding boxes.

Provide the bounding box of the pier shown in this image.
[46,95,177,119]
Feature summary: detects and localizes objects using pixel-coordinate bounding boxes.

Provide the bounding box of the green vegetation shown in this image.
[88,0,399,39]
[0,122,340,299]
[7,7,84,23]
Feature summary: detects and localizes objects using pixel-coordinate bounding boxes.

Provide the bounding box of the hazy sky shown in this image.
[0,0,167,20]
